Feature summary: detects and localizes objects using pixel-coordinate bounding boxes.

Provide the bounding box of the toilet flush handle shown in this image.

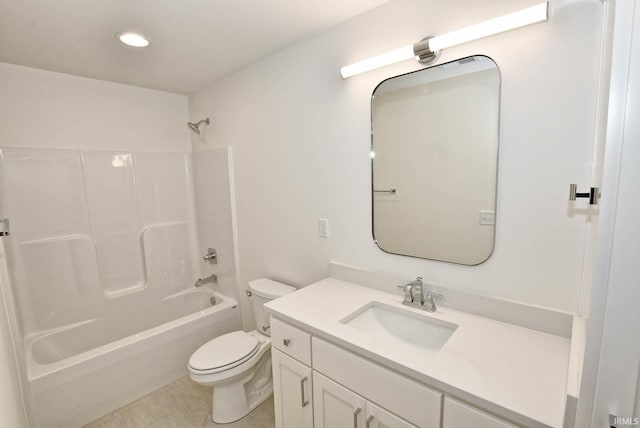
[283,339,290,346]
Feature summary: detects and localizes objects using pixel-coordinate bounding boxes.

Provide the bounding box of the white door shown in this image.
[272,349,313,428]
[313,371,366,428]
[582,0,640,427]
[365,401,416,428]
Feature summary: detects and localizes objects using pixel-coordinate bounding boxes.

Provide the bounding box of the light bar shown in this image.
[428,3,548,52]
[340,45,414,79]
[340,2,548,79]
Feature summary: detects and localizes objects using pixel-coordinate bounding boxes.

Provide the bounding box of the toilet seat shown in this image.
[189,331,260,374]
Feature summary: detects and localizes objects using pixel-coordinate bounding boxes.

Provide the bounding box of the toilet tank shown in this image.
[248,278,296,336]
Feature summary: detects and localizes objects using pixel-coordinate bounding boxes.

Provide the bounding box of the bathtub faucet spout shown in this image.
[195,274,218,287]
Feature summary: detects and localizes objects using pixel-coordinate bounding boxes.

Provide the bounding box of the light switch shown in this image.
[319,218,329,238]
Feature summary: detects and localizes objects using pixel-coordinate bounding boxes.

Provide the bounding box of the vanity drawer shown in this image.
[312,337,441,428]
[443,396,519,428]
[270,317,312,366]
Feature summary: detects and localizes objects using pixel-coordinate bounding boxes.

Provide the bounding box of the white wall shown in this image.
[190,0,604,320]
[0,62,190,152]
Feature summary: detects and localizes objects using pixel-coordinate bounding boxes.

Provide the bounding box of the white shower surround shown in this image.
[0,148,202,333]
[0,146,241,426]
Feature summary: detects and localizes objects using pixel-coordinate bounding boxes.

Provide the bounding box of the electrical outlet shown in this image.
[318,218,329,238]
[480,211,495,225]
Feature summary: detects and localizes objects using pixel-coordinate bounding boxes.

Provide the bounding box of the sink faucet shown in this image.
[194,273,218,288]
[397,277,443,312]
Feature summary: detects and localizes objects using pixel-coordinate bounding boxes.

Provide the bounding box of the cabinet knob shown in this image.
[283,339,290,346]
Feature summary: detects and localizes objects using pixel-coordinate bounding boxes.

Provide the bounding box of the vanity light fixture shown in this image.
[340,2,548,79]
[116,32,151,47]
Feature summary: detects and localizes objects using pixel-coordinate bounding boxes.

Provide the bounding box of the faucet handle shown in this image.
[424,291,443,312]
[203,248,217,264]
[396,284,412,302]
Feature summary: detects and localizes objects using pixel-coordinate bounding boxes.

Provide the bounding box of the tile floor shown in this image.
[84,376,275,428]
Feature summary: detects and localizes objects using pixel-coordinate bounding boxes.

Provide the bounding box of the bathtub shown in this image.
[25,287,241,427]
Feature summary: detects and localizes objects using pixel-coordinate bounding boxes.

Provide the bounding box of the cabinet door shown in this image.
[365,401,417,428]
[312,337,441,427]
[443,396,518,428]
[313,371,366,428]
[272,349,313,428]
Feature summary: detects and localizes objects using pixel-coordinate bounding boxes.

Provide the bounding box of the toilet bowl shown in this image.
[188,278,295,423]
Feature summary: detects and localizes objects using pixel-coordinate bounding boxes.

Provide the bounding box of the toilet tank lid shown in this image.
[248,278,296,299]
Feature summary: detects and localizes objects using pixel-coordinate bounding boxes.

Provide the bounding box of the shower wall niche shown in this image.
[0,148,199,336]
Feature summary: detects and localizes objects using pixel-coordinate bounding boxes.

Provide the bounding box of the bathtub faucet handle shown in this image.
[203,248,217,264]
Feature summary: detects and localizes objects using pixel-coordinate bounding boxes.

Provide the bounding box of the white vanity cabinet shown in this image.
[442,396,519,428]
[313,371,417,428]
[266,278,574,428]
[271,323,523,428]
[313,371,366,427]
[312,337,439,428]
[272,349,313,428]
[271,318,313,428]
[366,401,418,428]
[271,318,436,428]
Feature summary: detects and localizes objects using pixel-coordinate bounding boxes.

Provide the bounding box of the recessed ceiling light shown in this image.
[115,32,151,47]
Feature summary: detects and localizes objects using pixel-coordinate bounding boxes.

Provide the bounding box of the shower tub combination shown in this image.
[0,147,240,427]
[27,288,240,427]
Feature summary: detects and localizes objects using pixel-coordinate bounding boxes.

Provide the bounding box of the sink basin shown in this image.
[340,302,457,351]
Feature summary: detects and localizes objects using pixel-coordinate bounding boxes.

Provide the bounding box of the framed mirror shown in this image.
[371,55,500,265]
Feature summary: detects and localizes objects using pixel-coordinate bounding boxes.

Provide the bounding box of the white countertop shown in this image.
[265,278,570,428]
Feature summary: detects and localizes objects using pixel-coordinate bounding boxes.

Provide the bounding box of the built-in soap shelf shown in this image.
[20,234,93,245]
[102,282,147,299]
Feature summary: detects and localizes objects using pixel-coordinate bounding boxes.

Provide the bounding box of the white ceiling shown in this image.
[0,0,390,94]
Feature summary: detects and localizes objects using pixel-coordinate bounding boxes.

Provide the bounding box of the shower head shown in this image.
[187,118,210,135]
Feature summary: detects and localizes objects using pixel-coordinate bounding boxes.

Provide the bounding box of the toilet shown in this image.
[188,278,296,423]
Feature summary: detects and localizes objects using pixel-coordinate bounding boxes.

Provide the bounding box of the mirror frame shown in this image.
[370,55,501,265]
